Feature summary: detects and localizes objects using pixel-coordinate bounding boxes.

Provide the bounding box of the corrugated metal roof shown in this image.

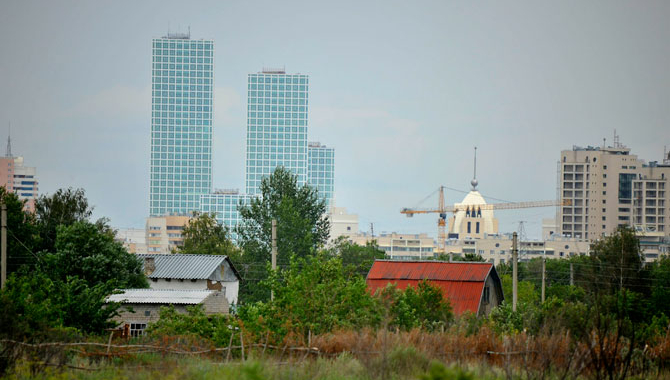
[367,260,492,282]
[107,289,214,305]
[367,279,485,315]
[138,254,227,280]
[366,260,496,315]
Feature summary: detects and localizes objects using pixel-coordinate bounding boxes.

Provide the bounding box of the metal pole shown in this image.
[271,219,277,301]
[570,262,574,286]
[1,204,6,290]
[512,232,518,312]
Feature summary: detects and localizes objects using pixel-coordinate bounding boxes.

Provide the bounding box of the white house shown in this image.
[137,254,241,305]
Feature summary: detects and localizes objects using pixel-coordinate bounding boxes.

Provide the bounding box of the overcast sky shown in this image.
[1,0,669,239]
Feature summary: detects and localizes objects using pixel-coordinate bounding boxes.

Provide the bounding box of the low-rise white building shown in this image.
[138,254,241,305]
[329,206,359,242]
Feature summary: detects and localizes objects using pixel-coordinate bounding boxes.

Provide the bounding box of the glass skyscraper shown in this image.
[245,70,309,195]
[149,33,214,216]
[307,142,334,208]
[200,68,335,235]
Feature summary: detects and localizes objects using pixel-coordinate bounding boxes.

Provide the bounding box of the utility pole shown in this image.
[541,256,546,303]
[512,232,518,312]
[1,204,6,290]
[271,219,277,301]
[570,262,574,286]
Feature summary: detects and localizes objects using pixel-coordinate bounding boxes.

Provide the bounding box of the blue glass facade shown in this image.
[307,142,334,208]
[245,71,309,196]
[149,36,214,216]
[199,69,336,236]
[199,192,251,233]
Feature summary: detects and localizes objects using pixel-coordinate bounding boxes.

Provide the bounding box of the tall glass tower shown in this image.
[307,142,334,208]
[245,69,309,195]
[149,33,214,216]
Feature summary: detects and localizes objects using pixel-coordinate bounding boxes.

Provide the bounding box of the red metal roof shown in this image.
[366,261,495,315]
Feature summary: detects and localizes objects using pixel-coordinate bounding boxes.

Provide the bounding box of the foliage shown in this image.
[146,305,239,347]
[454,253,485,262]
[375,281,453,332]
[240,253,382,340]
[586,226,645,294]
[0,271,122,336]
[235,167,330,303]
[649,256,670,318]
[177,211,238,257]
[420,362,475,380]
[0,187,39,273]
[326,236,385,276]
[500,274,539,306]
[42,221,147,289]
[34,188,95,253]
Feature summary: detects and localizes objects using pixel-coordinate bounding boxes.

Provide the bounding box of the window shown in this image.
[130,323,147,337]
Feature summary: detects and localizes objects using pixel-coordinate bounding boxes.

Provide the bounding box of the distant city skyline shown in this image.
[2,1,669,239]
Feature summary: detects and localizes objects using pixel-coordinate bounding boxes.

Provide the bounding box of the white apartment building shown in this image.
[350,232,436,260]
[558,140,670,261]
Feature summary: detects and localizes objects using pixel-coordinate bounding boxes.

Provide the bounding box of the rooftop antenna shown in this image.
[6,122,12,158]
[470,146,478,190]
[613,129,620,148]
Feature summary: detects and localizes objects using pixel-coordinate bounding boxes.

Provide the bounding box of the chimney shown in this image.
[144,257,155,276]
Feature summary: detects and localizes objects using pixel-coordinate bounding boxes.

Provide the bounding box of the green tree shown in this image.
[649,256,670,317]
[235,167,330,303]
[453,253,485,262]
[583,226,645,294]
[43,221,147,289]
[0,187,39,273]
[239,253,381,340]
[326,236,385,276]
[34,188,98,253]
[177,211,238,257]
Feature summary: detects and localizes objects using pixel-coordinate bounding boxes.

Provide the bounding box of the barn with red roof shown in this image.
[366,260,504,316]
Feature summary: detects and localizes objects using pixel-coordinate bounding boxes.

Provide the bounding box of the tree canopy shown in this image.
[177,211,238,257]
[234,167,330,303]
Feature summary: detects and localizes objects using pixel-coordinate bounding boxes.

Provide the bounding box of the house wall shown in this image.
[149,278,239,304]
[112,292,229,327]
[478,275,503,316]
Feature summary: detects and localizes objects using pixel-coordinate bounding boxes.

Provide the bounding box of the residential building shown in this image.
[558,139,670,260]
[307,142,334,208]
[444,233,591,266]
[0,155,38,213]
[138,253,240,304]
[145,215,191,254]
[245,69,309,196]
[350,232,436,260]
[149,32,214,216]
[366,260,504,316]
[115,228,148,254]
[329,206,359,242]
[108,289,229,336]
